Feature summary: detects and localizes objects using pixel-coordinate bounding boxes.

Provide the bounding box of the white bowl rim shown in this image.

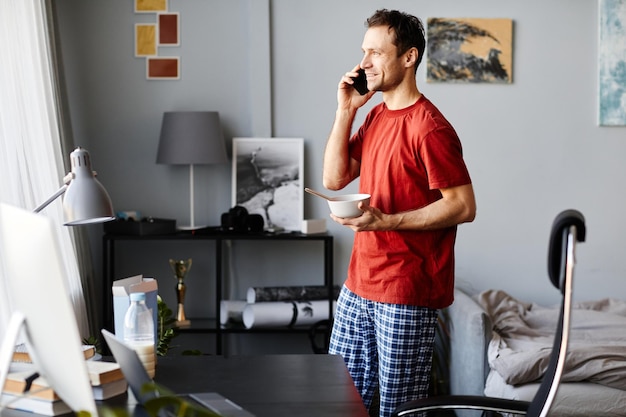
[328,193,371,202]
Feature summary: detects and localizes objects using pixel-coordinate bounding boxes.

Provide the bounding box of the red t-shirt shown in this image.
[346,95,472,309]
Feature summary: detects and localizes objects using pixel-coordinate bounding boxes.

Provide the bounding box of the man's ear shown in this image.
[404,47,418,68]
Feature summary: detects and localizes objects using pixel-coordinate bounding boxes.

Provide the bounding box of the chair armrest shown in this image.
[393,395,531,417]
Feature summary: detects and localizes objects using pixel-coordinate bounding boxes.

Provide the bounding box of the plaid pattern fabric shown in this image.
[329,286,437,417]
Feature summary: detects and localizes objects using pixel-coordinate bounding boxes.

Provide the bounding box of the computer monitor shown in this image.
[0,202,97,415]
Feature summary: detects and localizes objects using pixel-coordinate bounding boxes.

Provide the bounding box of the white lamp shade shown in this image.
[62,148,114,225]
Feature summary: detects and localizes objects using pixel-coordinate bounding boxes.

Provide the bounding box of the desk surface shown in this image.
[0,355,367,417]
[153,354,368,417]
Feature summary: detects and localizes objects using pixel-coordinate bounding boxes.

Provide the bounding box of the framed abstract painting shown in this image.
[598,0,626,126]
[427,18,513,84]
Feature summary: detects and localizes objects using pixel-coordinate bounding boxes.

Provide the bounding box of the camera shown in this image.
[220,206,264,233]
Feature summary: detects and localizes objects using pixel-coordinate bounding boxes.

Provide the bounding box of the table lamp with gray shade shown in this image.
[34,147,115,225]
[157,111,228,230]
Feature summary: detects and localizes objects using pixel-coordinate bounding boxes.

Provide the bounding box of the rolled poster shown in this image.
[246,285,340,303]
[242,300,336,329]
[220,300,248,325]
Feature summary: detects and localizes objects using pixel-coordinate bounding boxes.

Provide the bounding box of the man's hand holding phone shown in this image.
[337,66,374,111]
[351,68,369,95]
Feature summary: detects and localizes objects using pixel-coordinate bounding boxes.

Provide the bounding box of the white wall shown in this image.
[54,0,625,344]
[270,0,626,307]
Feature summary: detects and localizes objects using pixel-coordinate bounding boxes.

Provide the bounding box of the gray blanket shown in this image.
[477,290,626,390]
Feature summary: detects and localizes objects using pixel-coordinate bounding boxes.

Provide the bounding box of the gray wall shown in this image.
[54,0,626,352]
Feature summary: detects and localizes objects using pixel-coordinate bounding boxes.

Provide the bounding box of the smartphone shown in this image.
[351,68,369,95]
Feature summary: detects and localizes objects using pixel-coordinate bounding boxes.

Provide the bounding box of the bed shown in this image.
[447,288,626,417]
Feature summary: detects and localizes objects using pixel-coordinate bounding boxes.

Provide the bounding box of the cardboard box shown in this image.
[112,275,158,343]
[301,219,327,234]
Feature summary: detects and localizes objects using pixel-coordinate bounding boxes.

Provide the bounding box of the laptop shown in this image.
[101,329,254,417]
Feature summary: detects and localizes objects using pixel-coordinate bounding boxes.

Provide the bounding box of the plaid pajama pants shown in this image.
[328,286,438,417]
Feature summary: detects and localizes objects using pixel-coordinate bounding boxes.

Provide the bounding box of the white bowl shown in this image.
[327,194,371,218]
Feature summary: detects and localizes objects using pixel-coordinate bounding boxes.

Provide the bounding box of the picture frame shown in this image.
[427,17,513,83]
[598,0,626,126]
[158,13,180,46]
[232,138,304,232]
[146,57,180,80]
[135,23,157,57]
[134,0,168,13]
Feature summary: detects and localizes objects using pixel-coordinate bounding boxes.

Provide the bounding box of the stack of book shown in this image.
[12,343,97,363]
[1,360,127,415]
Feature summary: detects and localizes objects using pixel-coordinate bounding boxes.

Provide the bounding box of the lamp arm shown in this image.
[33,184,68,213]
[33,172,74,214]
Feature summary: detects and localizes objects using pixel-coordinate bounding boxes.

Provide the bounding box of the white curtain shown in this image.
[0,0,90,337]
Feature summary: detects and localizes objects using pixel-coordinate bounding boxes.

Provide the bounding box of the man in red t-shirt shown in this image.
[323,9,476,417]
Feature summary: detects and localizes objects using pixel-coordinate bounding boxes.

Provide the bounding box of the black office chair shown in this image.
[392,209,586,417]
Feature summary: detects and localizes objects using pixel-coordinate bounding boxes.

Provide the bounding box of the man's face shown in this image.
[360,26,407,92]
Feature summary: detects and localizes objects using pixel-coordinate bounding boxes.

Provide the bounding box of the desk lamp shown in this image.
[34,147,115,225]
[156,111,228,230]
[0,147,113,414]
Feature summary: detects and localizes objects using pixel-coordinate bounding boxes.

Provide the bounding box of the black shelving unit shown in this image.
[102,230,333,354]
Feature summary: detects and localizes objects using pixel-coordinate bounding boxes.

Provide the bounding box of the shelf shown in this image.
[176,318,323,334]
[102,231,334,355]
[174,318,218,333]
[103,230,332,241]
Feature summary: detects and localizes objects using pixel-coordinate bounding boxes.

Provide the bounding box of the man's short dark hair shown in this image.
[366,9,426,71]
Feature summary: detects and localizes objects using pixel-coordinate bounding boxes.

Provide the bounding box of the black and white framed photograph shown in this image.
[232,138,304,231]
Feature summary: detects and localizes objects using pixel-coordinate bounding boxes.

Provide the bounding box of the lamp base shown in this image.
[177,224,207,231]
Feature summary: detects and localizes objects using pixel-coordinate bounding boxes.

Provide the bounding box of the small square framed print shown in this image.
[135,24,157,57]
[158,13,179,46]
[146,57,180,80]
[135,0,167,13]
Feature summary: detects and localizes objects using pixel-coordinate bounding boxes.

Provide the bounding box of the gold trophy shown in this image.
[169,258,192,327]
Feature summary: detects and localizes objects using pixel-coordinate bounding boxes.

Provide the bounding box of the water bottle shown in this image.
[123,292,156,377]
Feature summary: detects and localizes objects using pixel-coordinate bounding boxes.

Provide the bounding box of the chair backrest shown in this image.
[526,209,586,417]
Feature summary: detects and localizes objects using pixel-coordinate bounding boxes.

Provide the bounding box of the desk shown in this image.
[152,354,367,417]
[0,355,367,417]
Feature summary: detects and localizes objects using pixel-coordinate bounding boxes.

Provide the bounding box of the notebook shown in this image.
[101,329,254,417]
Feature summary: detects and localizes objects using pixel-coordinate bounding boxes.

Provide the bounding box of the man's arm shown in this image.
[323,67,375,190]
[322,108,361,190]
[332,183,477,232]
